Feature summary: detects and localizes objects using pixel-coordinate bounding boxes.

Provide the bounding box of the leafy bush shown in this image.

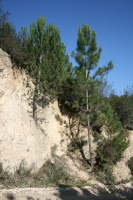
[42,158,69,185]
[96,129,129,168]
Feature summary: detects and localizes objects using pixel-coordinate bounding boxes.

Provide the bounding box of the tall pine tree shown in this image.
[72,23,113,168]
[22,15,69,122]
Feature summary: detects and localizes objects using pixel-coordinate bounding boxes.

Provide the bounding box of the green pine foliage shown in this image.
[109,86,133,129]
[71,23,114,168]
[0,21,27,63]
[96,129,129,168]
[0,1,27,64]
[22,15,72,121]
[0,0,10,42]
[95,90,130,170]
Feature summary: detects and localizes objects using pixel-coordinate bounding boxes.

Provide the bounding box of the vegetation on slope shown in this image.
[0,0,132,184]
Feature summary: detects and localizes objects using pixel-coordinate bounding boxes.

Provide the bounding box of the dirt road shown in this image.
[1,184,133,200]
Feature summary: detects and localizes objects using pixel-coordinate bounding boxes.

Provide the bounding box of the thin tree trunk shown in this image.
[33,84,38,123]
[86,86,93,169]
[85,46,93,169]
[33,55,42,123]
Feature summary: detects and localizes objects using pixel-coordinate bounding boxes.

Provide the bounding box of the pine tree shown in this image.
[109,86,133,128]
[0,1,26,64]
[0,0,10,35]
[22,15,69,122]
[71,23,113,168]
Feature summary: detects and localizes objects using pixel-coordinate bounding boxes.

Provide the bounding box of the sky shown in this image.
[2,0,133,95]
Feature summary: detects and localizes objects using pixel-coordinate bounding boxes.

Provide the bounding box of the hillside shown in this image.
[0,48,133,187]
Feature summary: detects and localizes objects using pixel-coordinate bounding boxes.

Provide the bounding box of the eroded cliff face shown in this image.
[0,48,93,181]
[0,48,133,182]
[0,49,48,172]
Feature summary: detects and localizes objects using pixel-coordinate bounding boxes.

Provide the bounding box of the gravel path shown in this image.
[0,183,133,200]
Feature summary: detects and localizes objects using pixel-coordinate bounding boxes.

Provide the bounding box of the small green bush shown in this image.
[96,130,129,168]
[42,157,69,184]
[95,129,129,184]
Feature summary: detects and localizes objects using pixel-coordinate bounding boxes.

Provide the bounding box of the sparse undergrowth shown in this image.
[0,158,93,189]
[93,129,130,185]
[93,165,115,185]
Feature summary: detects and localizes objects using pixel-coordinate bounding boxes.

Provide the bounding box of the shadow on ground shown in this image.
[53,186,133,200]
[4,185,133,200]
[6,193,16,200]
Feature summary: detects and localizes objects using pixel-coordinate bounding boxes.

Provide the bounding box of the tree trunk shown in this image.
[85,46,93,169]
[33,86,38,123]
[33,55,42,123]
[86,87,93,169]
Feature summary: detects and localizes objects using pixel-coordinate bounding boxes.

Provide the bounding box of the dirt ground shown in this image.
[1,184,133,200]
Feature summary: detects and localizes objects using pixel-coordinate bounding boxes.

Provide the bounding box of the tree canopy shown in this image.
[22,15,72,121]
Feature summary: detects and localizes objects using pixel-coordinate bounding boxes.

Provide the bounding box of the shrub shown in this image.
[42,157,69,185]
[0,158,70,188]
[109,86,133,128]
[96,129,129,168]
